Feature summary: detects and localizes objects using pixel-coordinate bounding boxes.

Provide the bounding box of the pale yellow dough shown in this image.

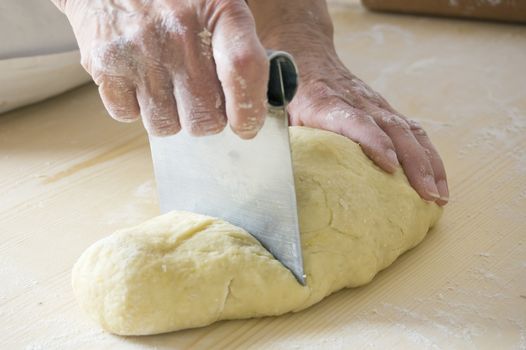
[72,127,442,335]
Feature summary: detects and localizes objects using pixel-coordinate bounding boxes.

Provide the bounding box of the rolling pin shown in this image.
[362,0,526,23]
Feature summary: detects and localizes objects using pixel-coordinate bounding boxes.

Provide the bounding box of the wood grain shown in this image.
[1,2,525,349]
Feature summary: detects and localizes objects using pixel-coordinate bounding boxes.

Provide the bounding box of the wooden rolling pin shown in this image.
[362,0,526,23]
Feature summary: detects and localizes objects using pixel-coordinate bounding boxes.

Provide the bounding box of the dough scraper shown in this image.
[149,51,305,285]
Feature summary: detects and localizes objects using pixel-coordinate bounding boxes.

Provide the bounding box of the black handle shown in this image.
[267,51,299,107]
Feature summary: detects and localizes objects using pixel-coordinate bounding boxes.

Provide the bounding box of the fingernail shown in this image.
[424,175,440,199]
[436,179,449,202]
[387,149,399,168]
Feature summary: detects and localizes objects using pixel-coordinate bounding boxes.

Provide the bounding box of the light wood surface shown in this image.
[362,0,526,23]
[2,2,525,349]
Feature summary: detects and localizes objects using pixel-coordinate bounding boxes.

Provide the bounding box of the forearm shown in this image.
[247,0,334,48]
[247,0,342,82]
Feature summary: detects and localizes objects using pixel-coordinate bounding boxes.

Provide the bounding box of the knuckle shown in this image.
[99,76,128,91]
[378,135,394,149]
[301,80,360,112]
[419,164,434,178]
[230,49,268,75]
[144,102,171,119]
[408,119,427,136]
[186,121,204,136]
[90,39,137,76]
[186,121,205,136]
[350,77,380,101]
[149,119,181,137]
[209,0,254,28]
[356,112,375,125]
[382,114,410,132]
[186,122,207,136]
[134,23,174,58]
[365,128,391,150]
[187,114,226,136]
[341,109,373,125]
[310,79,335,99]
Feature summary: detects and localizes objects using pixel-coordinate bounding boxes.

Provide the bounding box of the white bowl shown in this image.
[0,50,91,114]
[0,0,91,113]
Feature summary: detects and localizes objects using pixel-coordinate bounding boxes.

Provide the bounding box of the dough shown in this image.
[72,127,442,336]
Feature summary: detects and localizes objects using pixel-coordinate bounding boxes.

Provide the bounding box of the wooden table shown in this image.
[2,2,525,349]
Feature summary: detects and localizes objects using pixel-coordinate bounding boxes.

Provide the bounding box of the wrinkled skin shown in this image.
[61,0,268,138]
[289,49,449,204]
[250,0,448,204]
[54,0,448,205]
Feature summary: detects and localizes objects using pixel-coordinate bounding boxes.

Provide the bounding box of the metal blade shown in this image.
[149,52,305,285]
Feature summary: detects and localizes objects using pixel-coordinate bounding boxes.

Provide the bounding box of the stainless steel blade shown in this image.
[149,52,305,285]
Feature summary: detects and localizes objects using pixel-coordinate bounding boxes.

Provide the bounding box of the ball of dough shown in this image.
[72,127,442,335]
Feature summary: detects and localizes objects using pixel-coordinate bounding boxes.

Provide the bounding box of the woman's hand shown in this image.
[250,0,449,205]
[56,0,269,138]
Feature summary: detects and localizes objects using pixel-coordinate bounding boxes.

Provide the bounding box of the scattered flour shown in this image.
[159,12,187,35]
[198,28,212,46]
